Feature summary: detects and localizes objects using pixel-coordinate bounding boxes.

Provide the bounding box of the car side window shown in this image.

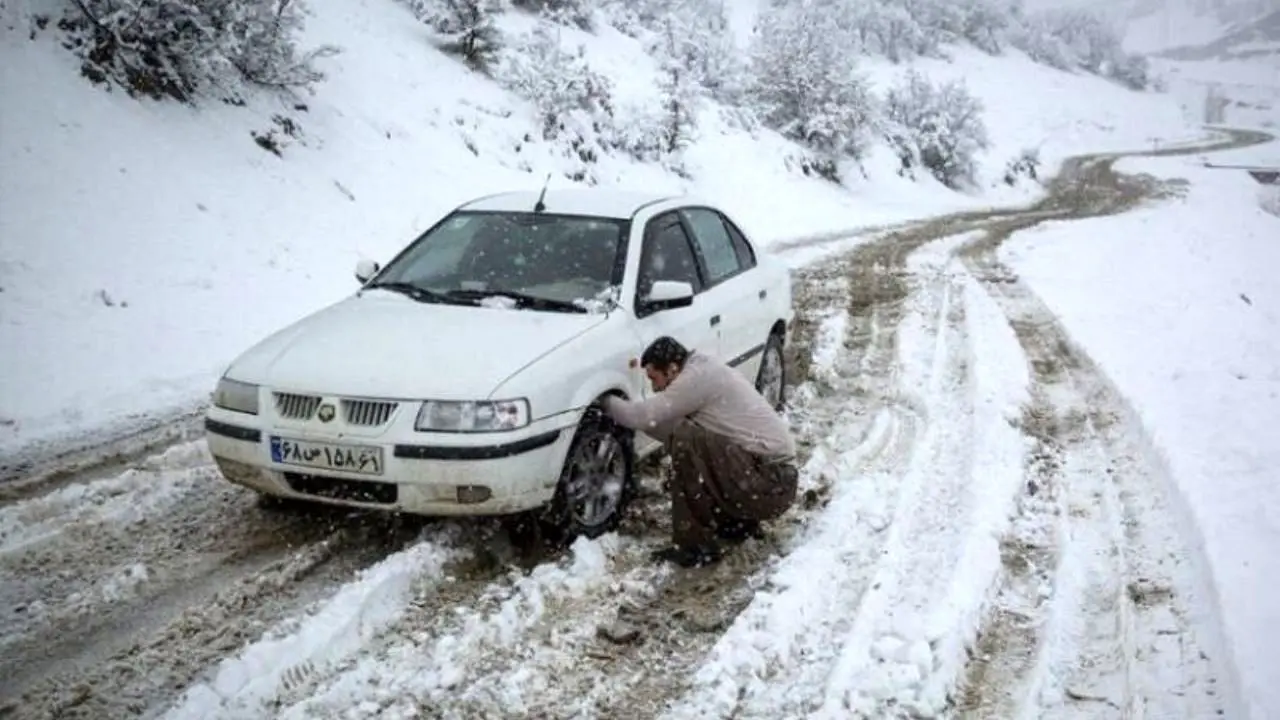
[723,217,757,270]
[636,214,702,300]
[680,207,743,285]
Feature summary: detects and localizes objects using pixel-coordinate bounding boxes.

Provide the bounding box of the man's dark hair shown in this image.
[640,336,690,370]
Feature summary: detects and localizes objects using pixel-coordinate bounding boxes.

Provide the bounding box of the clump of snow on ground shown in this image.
[0,0,1203,458]
[0,441,211,553]
[1002,151,1280,720]
[163,533,467,719]
[266,534,628,719]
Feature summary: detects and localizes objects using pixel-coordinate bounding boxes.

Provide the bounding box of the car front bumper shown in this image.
[203,408,573,516]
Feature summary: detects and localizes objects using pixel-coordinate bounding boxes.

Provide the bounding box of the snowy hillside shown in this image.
[1031,0,1280,53]
[1125,0,1280,52]
[0,0,1197,462]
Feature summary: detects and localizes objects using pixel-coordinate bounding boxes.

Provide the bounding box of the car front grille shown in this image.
[271,391,398,427]
[342,399,398,426]
[274,392,321,420]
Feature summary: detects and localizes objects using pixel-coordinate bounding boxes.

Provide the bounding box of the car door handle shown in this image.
[759,289,767,300]
[710,315,721,327]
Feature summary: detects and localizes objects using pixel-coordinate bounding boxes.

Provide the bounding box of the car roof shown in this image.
[457,188,692,220]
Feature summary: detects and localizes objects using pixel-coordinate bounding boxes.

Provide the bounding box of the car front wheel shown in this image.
[755,332,787,411]
[540,408,634,542]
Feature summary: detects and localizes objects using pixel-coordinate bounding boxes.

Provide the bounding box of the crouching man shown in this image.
[601,336,799,568]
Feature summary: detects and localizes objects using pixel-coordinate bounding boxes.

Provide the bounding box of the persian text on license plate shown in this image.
[269,436,384,476]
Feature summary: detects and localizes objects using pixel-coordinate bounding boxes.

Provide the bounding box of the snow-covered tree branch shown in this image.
[61,0,338,102]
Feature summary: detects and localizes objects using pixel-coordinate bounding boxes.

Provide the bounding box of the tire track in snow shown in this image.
[801,245,1029,719]
[662,129,1270,720]
[254,533,643,719]
[654,228,1016,718]
[946,128,1273,718]
[955,235,1227,719]
[0,442,481,719]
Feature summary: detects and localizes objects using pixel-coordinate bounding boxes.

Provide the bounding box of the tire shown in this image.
[538,407,635,543]
[755,331,787,412]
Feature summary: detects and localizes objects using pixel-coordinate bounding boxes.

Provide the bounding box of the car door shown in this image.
[677,206,765,381]
[631,212,718,404]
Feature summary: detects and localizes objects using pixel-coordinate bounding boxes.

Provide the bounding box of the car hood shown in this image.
[226,292,607,399]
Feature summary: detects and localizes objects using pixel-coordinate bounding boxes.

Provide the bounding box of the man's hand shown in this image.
[585,399,622,425]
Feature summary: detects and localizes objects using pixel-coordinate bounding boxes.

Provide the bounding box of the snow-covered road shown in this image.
[0,128,1269,719]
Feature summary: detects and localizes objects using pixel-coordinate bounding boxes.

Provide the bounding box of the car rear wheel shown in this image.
[540,408,634,542]
[755,332,787,411]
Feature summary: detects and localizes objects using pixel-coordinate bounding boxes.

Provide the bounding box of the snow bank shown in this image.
[0,0,1199,458]
[1001,151,1280,720]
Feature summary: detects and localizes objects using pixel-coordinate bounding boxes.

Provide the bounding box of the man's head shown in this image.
[640,336,690,392]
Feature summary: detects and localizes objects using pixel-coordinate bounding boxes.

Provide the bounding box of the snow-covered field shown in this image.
[0,0,1200,460]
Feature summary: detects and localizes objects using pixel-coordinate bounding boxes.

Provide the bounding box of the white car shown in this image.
[204,188,795,539]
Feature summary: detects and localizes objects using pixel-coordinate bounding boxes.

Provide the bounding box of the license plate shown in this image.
[269,436,384,476]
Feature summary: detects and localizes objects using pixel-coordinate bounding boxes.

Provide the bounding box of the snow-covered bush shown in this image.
[839,0,1014,63]
[843,0,940,63]
[599,0,745,103]
[1038,8,1122,75]
[496,21,614,151]
[747,0,875,166]
[509,0,594,30]
[955,0,1009,54]
[419,0,504,72]
[664,0,745,103]
[59,0,337,102]
[1007,5,1155,89]
[883,70,989,188]
[653,19,702,154]
[1110,53,1155,91]
[1002,147,1041,186]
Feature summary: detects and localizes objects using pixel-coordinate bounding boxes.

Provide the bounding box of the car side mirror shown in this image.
[641,280,695,313]
[354,259,380,284]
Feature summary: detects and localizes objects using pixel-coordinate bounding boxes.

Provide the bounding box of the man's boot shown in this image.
[716,518,765,543]
[650,544,722,568]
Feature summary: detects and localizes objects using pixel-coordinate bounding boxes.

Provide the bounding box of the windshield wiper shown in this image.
[443,288,588,313]
[362,281,453,304]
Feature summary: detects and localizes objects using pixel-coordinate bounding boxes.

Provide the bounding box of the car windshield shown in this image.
[370,211,628,312]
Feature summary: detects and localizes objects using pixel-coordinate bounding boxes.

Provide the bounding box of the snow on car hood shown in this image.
[225,292,607,399]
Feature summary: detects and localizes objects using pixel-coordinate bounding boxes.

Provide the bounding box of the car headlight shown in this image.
[414,399,529,432]
[212,377,260,415]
